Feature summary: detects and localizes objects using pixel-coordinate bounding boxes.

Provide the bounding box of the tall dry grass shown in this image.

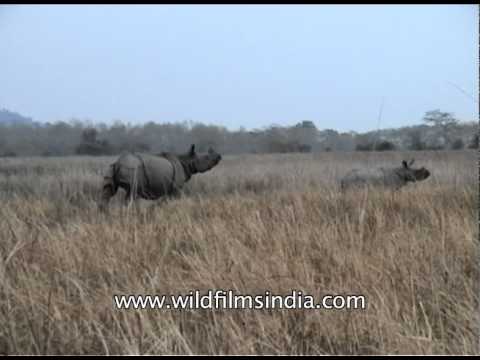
[0,150,477,354]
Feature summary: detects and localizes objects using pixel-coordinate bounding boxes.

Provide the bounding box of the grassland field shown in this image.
[0,150,477,354]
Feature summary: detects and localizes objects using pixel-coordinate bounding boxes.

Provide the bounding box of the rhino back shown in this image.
[342,168,404,189]
[342,168,383,186]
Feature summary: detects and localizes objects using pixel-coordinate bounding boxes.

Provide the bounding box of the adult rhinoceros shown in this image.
[340,159,431,191]
[99,144,222,210]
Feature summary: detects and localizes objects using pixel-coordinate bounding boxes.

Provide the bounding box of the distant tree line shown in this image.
[0,110,477,157]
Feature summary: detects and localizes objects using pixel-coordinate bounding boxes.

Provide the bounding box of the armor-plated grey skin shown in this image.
[99,144,221,210]
[340,159,431,191]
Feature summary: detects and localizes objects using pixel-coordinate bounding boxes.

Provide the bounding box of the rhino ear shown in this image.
[189,144,196,157]
[409,159,415,166]
[402,160,408,169]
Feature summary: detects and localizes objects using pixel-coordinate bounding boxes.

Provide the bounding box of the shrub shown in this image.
[375,141,396,151]
[451,138,464,150]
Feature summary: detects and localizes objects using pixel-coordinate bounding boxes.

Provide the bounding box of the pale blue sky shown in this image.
[0,5,477,132]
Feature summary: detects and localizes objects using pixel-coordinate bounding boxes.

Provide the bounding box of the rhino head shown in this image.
[178,144,222,175]
[396,159,431,183]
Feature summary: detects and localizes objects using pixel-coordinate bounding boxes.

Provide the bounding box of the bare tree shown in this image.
[423,110,458,148]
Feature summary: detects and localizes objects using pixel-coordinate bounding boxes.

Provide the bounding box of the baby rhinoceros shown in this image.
[340,159,431,191]
[99,144,222,210]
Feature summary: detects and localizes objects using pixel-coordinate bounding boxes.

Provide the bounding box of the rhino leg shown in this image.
[170,187,182,198]
[99,187,115,212]
[124,188,138,206]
